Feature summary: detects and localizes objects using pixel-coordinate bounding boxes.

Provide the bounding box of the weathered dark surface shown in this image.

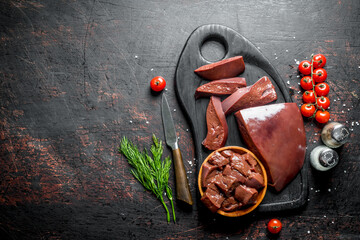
[0,0,359,239]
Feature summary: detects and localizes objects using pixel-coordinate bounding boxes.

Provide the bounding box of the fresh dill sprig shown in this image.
[119,135,176,223]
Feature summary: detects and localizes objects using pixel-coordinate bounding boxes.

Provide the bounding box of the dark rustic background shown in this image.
[0,0,359,239]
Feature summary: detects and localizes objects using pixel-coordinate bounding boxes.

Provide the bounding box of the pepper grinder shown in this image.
[321,122,350,148]
[310,146,339,171]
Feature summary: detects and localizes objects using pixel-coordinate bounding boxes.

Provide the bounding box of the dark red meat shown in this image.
[201,162,219,188]
[234,185,258,205]
[221,76,277,115]
[194,56,245,80]
[234,103,306,192]
[200,183,225,213]
[208,151,229,168]
[213,173,239,196]
[194,77,247,98]
[229,153,252,177]
[245,172,264,190]
[202,96,228,150]
[223,165,247,184]
[221,197,240,212]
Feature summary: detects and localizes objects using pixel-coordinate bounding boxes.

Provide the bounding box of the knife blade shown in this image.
[161,94,193,205]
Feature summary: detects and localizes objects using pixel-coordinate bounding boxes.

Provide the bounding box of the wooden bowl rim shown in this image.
[198,146,267,217]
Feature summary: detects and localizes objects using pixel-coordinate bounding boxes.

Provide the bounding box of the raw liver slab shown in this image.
[234,103,306,192]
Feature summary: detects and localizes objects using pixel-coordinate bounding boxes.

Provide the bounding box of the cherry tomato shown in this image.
[313,54,327,69]
[317,96,330,110]
[300,76,314,90]
[298,60,312,75]
[301,104,316,117]
[303,90,316,103]
[313,68,327,83]
[315,110,330,124]
[315,83,330,96]
[150,76,166,92]
[267,219,282,234]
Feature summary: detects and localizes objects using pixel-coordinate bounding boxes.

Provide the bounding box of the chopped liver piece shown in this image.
[200,183,225,213]
[223,165,247,184]
[220,149,235,158]
[208,151,229,168]
[195,77,247,98]
[229,153,252,177]
[213,173,239,195]
[245,172,264,190]
[221,76,277,115]
[234,185,258,205]
[202,96,228,150]
[194,56,245,80]
[234,103,306,192]
[221,197,240,212]
[201,162,220,188]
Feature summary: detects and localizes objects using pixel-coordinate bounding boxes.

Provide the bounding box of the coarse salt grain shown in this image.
[275,57,278,59]
[296,61,300,65]
[173,109,176,112]
[129,120,133,123]
[307,231,310,234]
[146,121,149,124]
[343,104,346,107]
[328,188,331,192]
[344,170,347,173]
[134,55,138,59]
[286,50,289,52]
[287,81,290,85]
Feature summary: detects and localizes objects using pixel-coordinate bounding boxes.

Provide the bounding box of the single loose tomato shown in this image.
[301,104,316,117]
[298,60,312,75]
[267,219,282,234]
[315,110,330,124]
[315,83,330,96]
[300,76,313,90]
[317,96,330,110]
[150,76,166,92]
[303,90,316,103]
[313,68,327,83]
[313,54,327,69]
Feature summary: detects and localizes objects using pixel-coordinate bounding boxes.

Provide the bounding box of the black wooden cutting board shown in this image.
[175,24,308,212]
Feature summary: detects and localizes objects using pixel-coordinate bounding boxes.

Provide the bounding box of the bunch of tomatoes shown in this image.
[298,54,330,124]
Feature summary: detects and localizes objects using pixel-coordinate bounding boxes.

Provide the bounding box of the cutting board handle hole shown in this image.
[200,35,228,63]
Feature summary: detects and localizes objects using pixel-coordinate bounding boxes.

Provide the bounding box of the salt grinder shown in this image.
[310,146,339,171]
[321,122,350,148]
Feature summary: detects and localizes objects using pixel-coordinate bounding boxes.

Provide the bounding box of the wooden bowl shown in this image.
[198,146,267,217]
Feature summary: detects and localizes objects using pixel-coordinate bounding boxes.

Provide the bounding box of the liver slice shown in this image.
[194,77,247,98]
[221,76,277,115]
[194,56,245,80]
[202,96,228,150]
[234,103,306,192]
[221,197,240,212]
[229,153,252,177]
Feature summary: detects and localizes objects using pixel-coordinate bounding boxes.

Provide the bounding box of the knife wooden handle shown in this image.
[172,148,193,205]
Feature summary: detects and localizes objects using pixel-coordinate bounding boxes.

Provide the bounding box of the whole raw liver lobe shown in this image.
[202,96,228,150]
[194,56,245,80]
[221,76,277,115]
[234,103,306,192]
[195,77,247,98]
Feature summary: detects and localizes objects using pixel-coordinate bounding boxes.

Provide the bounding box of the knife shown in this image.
[161,94,193,205]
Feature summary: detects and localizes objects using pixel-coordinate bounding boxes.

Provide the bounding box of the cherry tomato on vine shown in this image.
[313,54,327,69]
[303,90,316,103]
[317,96,330,110]
[300,76,313,90]
[267,219,282,234]
[298,60,312,75]
[315,83,330,96]
[315,110,330,124]
[313,68,327,83]
[150,76,166,92]
[301,104,316,117]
